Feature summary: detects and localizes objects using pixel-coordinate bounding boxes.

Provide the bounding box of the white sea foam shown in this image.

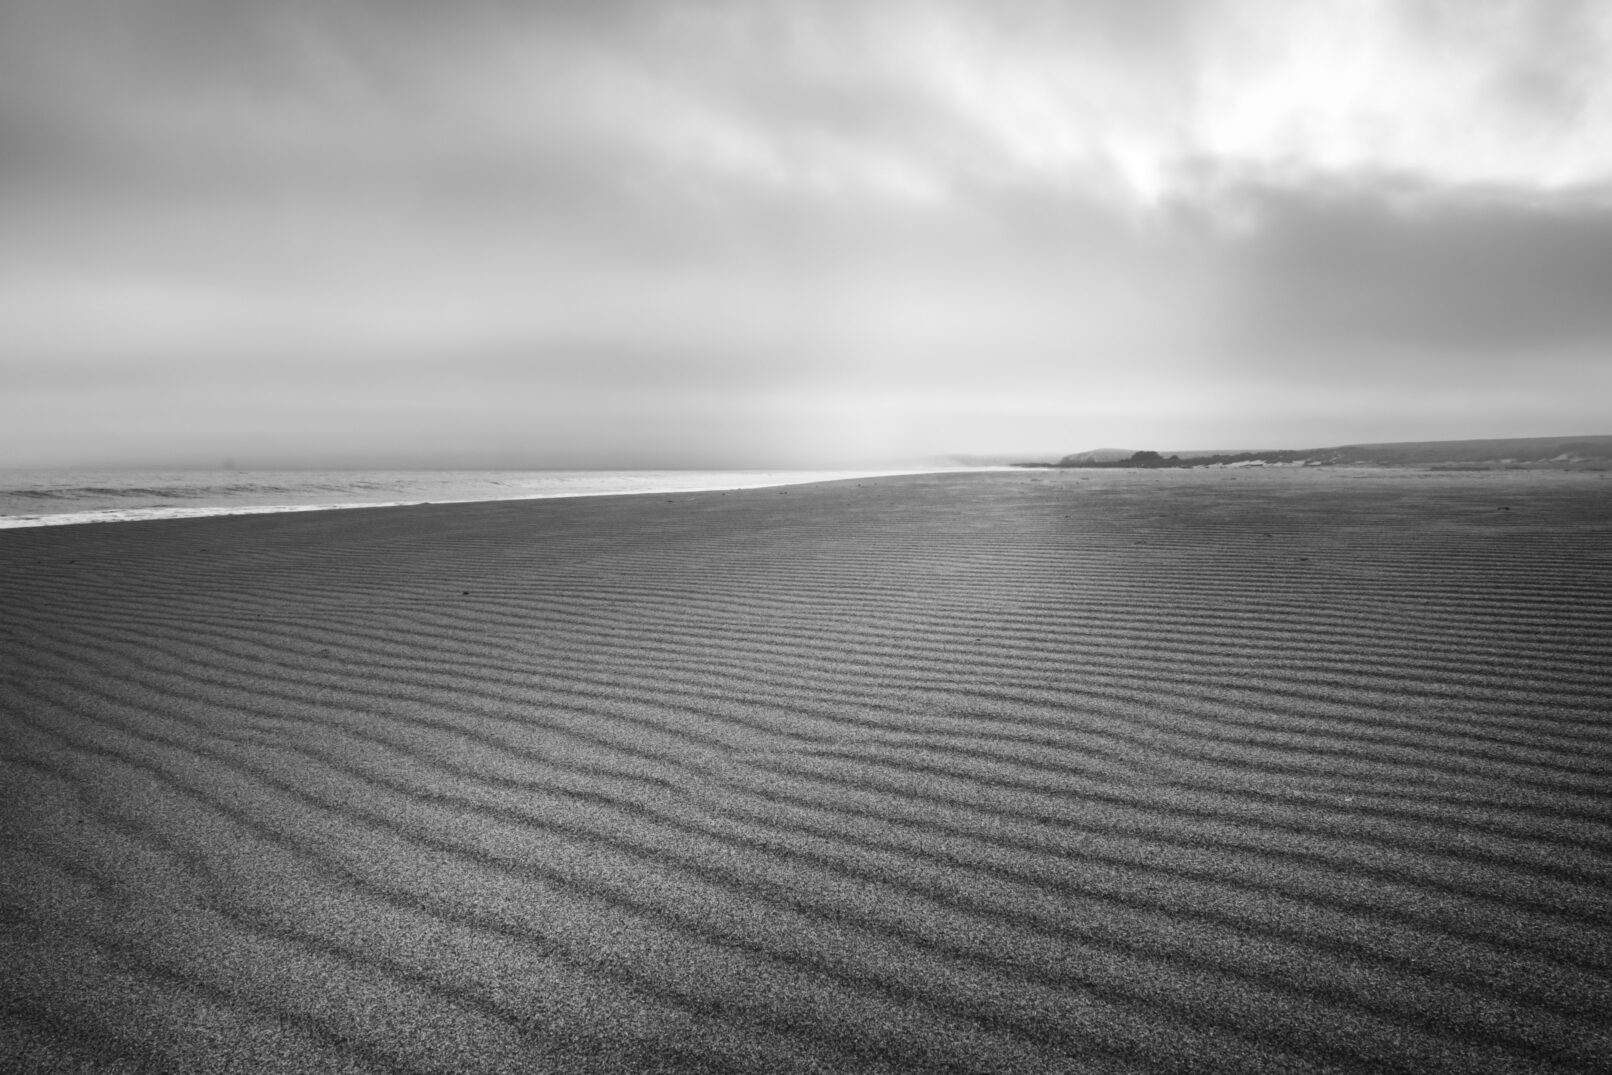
[0,468,972,529]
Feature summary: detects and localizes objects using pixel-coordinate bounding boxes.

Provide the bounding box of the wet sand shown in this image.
[2,468,1609,1073]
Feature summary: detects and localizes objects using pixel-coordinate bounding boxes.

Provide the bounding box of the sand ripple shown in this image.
[2,469,1609,1073]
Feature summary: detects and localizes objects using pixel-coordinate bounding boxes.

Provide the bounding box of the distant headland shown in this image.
[1018,434,1612,470]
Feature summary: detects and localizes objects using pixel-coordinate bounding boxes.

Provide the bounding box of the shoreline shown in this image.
[4,462,1601,534]
[0,465,990,531]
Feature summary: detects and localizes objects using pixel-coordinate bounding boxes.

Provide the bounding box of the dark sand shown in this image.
[2,468,1609,1074]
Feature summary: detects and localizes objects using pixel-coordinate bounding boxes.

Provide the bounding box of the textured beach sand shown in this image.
[2,469,1609,1074]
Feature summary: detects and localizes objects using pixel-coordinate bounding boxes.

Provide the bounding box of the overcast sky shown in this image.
[4,0,1611,468]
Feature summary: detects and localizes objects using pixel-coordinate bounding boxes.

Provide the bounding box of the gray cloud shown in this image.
[1208,180,1612,354]
[3,0,1611,467]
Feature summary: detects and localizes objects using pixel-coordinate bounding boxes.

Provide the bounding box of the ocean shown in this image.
[0,468,948,529]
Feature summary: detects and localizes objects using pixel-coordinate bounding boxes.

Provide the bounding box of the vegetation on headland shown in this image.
[1045,449,1318,469]
[1017,435,1612,470]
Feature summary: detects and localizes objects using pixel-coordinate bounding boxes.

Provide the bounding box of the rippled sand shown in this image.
[3,469,1609,1073]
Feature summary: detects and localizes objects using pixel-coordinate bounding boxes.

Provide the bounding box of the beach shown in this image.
[2,468,1609,1073]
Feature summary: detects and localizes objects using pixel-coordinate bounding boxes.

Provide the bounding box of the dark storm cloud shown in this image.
[1212,180,1612,354]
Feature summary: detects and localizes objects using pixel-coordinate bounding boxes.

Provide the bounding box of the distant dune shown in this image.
[1045,433,1612,469]
[3,469,1610,1073]
[1289,433,1612,466]
[1049,448,1141,464]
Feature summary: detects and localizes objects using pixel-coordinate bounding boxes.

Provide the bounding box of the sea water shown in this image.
[0,468,944,529]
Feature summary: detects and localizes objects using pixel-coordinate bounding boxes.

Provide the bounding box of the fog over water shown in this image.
[4,1,1611,467]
